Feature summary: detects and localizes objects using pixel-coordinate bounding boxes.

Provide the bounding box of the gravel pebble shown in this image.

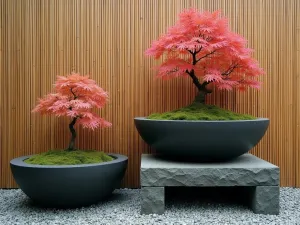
[0,188,299,225]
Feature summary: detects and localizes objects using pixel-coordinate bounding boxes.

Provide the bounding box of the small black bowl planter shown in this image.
[10,154,128,208]
[134,118,269,161]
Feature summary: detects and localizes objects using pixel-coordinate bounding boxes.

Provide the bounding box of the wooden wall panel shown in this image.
[0,0,299,188]
[296,0,300,187]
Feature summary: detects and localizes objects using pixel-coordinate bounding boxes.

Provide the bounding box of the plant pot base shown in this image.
[10,154,128,208]
[134,118,269,161]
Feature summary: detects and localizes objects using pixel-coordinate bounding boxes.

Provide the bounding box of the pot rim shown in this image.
[134,117,269,122]
[10,153,128,168]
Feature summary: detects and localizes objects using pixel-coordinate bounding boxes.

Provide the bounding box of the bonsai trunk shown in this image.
[186,51,214,104]
[67,117,77,151]
[188,70,210,104]
[194,91,207,104]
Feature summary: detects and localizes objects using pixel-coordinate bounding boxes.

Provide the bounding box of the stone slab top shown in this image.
[141,154,279,169]
[141,154,279,187]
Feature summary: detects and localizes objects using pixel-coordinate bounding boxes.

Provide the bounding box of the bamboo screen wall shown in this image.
[0,0,299,188]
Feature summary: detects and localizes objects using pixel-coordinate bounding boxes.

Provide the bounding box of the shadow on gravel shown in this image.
[165,187,250,209]
[19,191,127,211]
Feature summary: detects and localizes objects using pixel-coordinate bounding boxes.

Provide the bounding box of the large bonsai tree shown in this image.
[145,9,264,103]
[33,73,111,151]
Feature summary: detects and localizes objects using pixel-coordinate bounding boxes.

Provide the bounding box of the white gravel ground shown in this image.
[0,188,299,225]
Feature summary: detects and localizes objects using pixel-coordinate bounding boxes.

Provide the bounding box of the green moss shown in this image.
[24,150,114,165]
[147,102,256,121]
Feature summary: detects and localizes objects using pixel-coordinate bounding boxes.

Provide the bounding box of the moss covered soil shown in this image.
[24,150,114,165]
[147,102,256,121]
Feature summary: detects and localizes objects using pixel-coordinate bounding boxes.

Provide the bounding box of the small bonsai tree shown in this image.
[32,73,111,151]
[145,9,264,104]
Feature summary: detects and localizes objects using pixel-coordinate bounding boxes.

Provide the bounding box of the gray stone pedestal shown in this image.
[140,154,279,215]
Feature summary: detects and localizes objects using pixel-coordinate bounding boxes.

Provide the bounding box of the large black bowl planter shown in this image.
[10,154,128,208]
[134,118,269,161]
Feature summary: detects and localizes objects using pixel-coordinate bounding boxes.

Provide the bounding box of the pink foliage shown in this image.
[145,9,264,91]
[32,73,111,130]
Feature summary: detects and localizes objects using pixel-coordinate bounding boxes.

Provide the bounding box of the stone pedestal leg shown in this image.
[250,186,279,215]
[141,187,165,215]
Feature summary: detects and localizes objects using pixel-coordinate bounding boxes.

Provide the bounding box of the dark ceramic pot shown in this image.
[10,154,128,208]
[134,118,269,161]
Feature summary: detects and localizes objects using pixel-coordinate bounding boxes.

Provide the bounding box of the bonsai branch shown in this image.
[186,50,212,92]
[186,46,202,56]
[184,49,218,103]
[70,88,77,99]
[187,49,194,54]
[67,117,78,151]
[196,50,217,63]
[195,46,203,54]
[184,49,216,103]
[222,64,238,76]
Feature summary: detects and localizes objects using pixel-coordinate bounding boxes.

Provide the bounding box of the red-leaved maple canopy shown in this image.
[32,73,111,130]
[145,9,264,92]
